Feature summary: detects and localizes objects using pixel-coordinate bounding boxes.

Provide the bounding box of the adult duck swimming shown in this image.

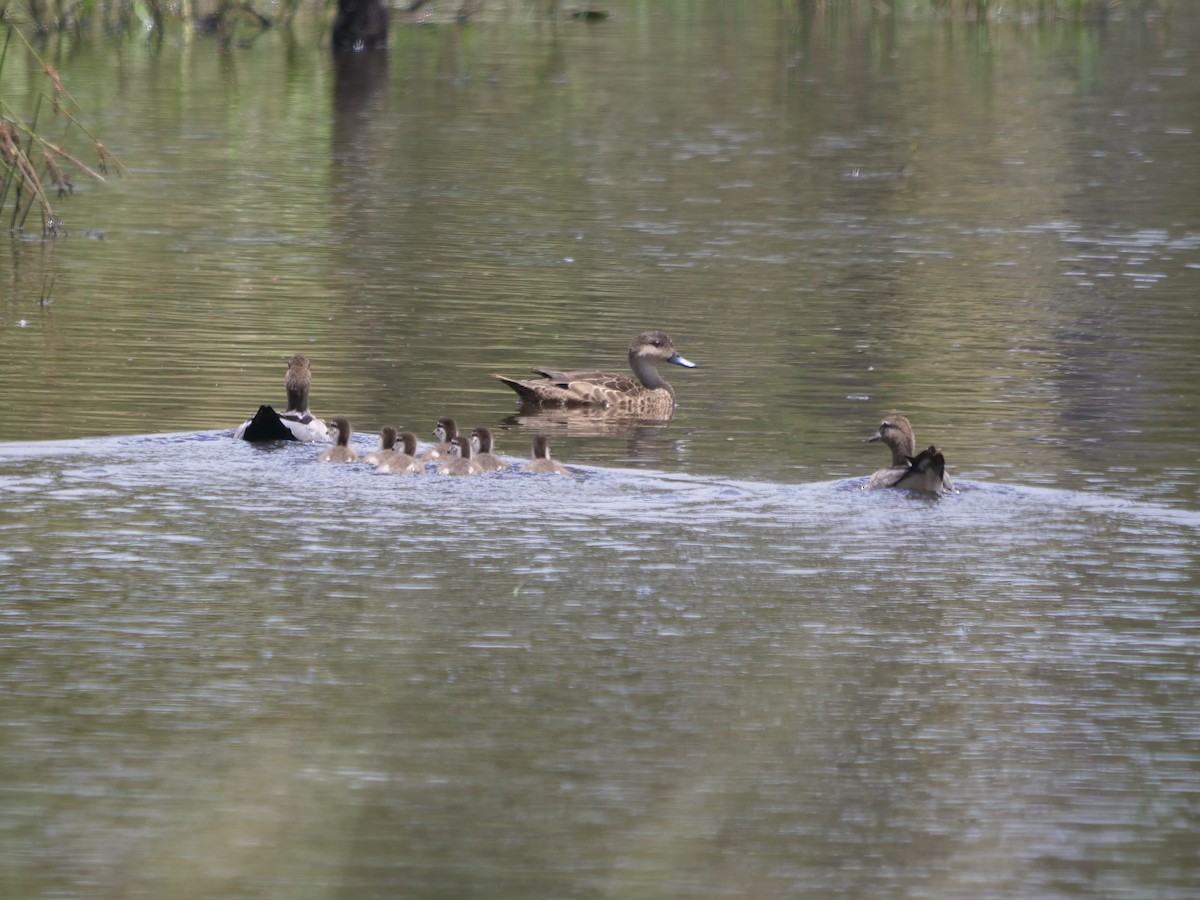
[233,354,330,443]
[865,414,956,493]
[492,331,696,419]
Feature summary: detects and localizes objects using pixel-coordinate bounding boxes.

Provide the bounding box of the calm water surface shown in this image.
[2,5,1200,897]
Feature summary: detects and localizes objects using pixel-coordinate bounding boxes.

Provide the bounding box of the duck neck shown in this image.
[888,435,914,467]
[286,382,309,413]
[630,351,670,392]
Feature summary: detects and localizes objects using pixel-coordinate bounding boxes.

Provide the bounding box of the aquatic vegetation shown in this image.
[0,25,126,236]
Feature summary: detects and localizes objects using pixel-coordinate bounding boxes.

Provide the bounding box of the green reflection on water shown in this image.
[2,12,1199,506]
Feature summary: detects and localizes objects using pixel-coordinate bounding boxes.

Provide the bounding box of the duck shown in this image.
[421,417,459,463]
[437,436,480,476]
[377,432,423,475]
[866,414,955,492]
[363,426,401,466]
[469,427,507,473]
[234,354,330,442]
[492,330,696,418]
[318,417,359,463]
[521,434,572,475]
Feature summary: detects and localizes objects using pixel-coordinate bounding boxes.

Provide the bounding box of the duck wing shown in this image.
[866,465,908,490]
[534,368,643,399]
[892,447,946,493]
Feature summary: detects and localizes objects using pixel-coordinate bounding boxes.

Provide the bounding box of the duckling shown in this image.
[521,434,572,475]
[377,431,423,475]
[437,436,480,476]
[234,354,330,442]
[363,426,401,466]
[318,417,358,463]
[492,331,696,418]
[469,426,507,473]
[866,414,955,492]
[421,417,459,463]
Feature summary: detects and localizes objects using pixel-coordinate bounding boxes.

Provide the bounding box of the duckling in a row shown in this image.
[378,432,423,474]
[234,354,330,442]
[470,427,506,473]
[522,434,571,475]
[362,426,400,466]
[866,414,955,494]
[422,417,459,463]
[318,417,358,463]
[313,414,575,477]
[436,428,573,476]
[437,437,479,476]
[492,330,695,419]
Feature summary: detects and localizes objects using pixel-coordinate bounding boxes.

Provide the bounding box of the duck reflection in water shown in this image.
[866,414,956,493]
[499,409,676,470]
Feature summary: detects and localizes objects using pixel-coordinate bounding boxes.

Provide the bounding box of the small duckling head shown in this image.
[379,425,399,451]
[434,417,459,442]
[531,434,552,460]
[397,431,419,456]
[330,416,353,447]
[450,435,472,459]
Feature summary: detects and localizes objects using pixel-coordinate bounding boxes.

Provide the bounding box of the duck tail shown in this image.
[236,405,300,442]
[491,373,543,404]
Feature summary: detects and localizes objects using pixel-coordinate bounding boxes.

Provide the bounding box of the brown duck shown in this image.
[866,414,955,493]
[492,331,696,418]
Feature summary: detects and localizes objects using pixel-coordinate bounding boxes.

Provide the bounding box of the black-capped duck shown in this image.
[421,417,459,463]
[866,414,955,493]
[521,435,572,475]
[363,426,401,466]
[469,427,507,473]
[377,431,423,475]
[492,331,696,418]
[318,417,359,463]
[437,436,480,476]
[234,354,330,442]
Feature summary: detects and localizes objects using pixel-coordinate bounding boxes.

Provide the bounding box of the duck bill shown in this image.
[667,352,697,368]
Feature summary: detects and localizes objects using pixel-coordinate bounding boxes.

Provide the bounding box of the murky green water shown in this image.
[3,5,1200,897]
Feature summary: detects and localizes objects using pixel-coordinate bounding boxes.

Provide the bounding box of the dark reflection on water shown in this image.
[3,5,1200,897]
[3,433,1200,897]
